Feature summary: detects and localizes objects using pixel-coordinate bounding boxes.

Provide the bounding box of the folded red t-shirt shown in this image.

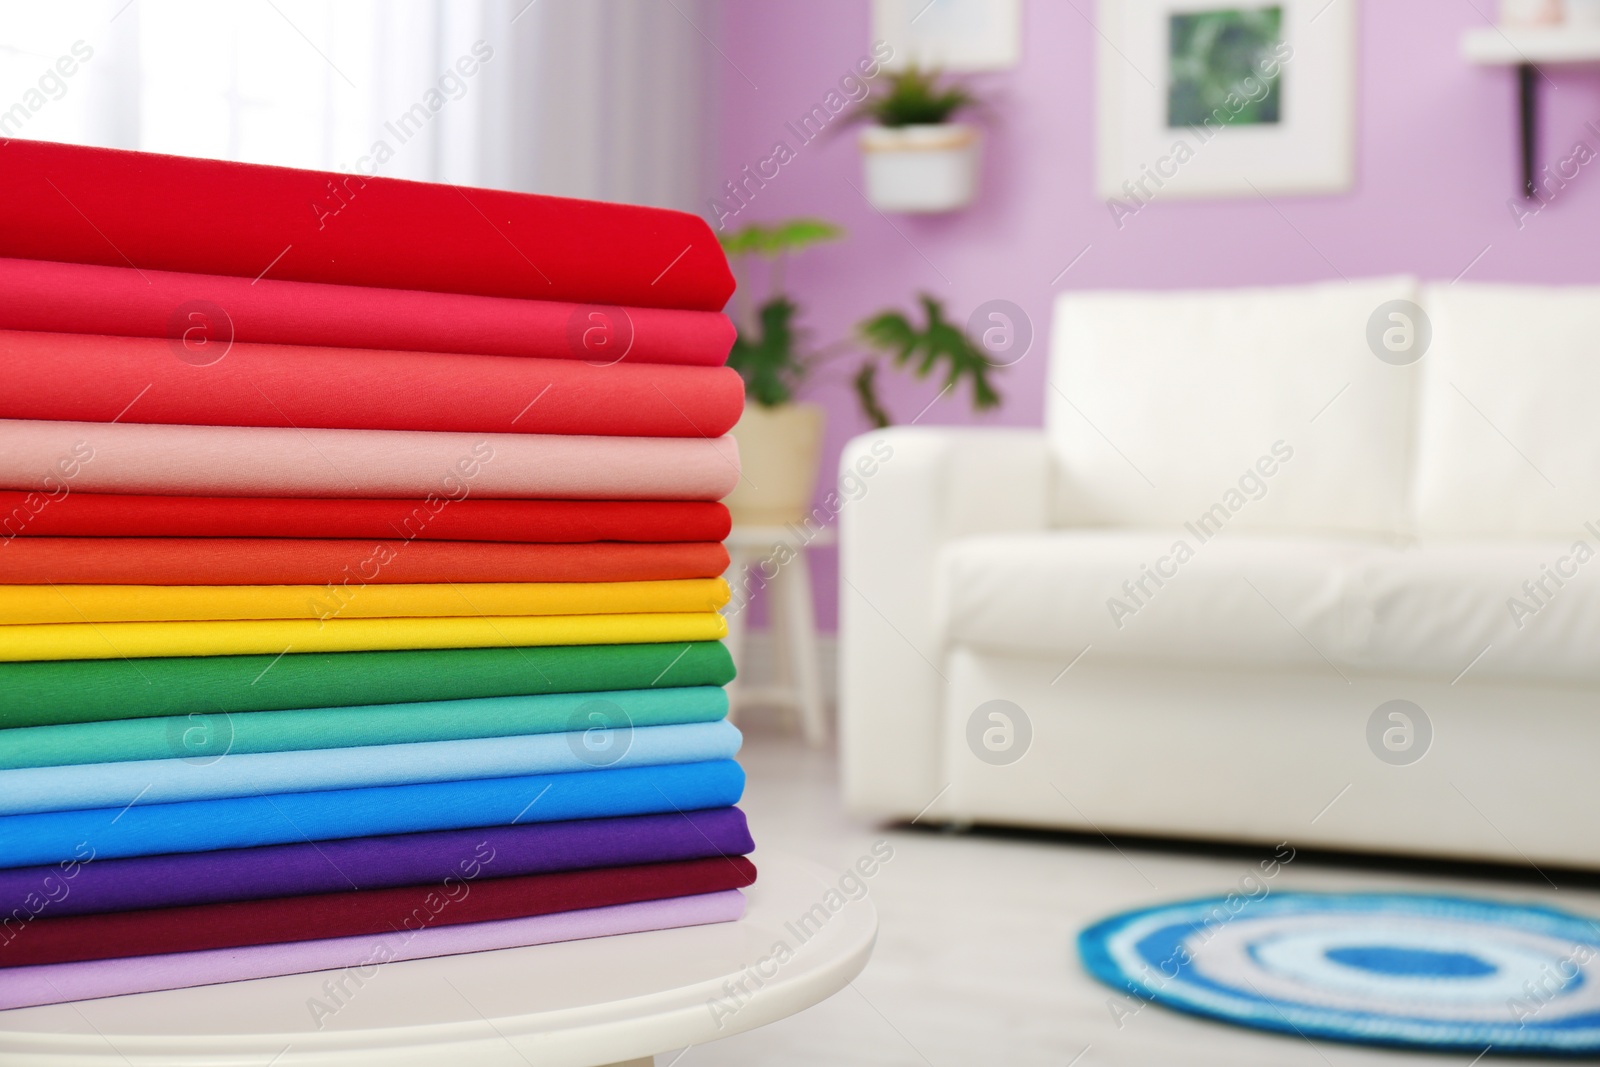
[0,538,730,585]
[0,495,731,543]
[0,331,743,437]
[0,856,757,967]
[0,141,733,310]
[0,258,734,365]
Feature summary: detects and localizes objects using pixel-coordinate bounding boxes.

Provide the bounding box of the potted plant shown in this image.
[849,65,982,213]
[720,218,1004,525]
[720,219,842,526]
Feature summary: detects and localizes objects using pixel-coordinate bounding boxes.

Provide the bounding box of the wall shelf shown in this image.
[1463,26,1600,64]
[1463,27,1600,199]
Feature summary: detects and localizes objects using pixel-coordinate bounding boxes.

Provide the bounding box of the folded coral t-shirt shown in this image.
[0,330,744,437]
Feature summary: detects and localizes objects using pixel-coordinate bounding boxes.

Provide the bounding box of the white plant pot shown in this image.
[859,123,981,213]
[1568,0,1600,26]
[1499,0,1562,24]
[723,402,825,527]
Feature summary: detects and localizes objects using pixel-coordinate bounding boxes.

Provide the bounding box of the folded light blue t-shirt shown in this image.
[0,759,745,868]
[0,720,741,815]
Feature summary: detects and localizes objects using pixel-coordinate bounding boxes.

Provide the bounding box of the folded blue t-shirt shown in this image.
[0,721,742,815]
[0,759,745,868]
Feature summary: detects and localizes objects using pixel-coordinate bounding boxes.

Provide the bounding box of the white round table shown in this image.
[0,852,876,1066]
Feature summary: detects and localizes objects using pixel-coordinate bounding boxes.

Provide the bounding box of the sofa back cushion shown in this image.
[1413,283,1600,538]
[1046,277,1418,538]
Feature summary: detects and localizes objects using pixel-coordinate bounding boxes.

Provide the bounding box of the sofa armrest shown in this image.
[837,426,1052,818]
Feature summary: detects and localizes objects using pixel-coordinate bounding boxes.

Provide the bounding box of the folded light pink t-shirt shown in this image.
[0,420,740,500]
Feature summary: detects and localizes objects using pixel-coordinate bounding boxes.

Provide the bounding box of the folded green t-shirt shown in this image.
[0,642,734,729]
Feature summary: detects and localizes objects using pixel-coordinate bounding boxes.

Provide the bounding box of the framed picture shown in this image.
[872,0,1022,72]
[1095,0,1355,203]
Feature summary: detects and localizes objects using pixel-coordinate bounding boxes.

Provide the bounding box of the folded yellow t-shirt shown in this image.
[0,580,730,624]
[0,613,729,662]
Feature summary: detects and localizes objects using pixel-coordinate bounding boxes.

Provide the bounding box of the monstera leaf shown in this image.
[727,295,804,408]
[855,294,1002,426]
[719,218,843,259]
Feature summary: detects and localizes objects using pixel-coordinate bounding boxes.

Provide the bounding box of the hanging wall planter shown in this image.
[846,66,984,214]
[860,123,981,213]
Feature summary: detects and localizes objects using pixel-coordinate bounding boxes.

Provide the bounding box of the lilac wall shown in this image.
[715,0,1600,632]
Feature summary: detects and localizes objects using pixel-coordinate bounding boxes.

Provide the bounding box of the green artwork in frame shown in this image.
[1167,7,1283,128]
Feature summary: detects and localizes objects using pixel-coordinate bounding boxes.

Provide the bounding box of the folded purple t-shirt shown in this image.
[0,807,751,918]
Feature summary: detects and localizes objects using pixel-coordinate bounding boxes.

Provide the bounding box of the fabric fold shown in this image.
[0,686,730,770]
[0,420,741,500]
[0,611,728,662]
[0,330,744,437]
[0,579,730,624]
[0,257,735,364]
[0,759,746,867]
[0,538,729,585]
[0,642,736,729]
[0,139,734,310]
[0,891,748,1011]
[0,493,732,542]
[0,856,758,968]
[0,721,744,814]
[0,808,753,916]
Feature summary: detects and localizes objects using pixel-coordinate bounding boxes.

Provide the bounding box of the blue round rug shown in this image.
[1078,892,1600,1056]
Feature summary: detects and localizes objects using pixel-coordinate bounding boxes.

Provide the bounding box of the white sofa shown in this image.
[839,277,1600,868]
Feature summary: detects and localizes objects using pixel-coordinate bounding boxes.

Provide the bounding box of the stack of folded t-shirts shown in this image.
[0,141,753,1010]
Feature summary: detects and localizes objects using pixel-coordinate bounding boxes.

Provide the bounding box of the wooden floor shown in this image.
[683,722,1600,1066]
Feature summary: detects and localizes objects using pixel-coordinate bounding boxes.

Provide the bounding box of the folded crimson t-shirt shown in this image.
[0,141,734,310]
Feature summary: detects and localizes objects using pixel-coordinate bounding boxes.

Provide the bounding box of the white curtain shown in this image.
[0,0,717,210]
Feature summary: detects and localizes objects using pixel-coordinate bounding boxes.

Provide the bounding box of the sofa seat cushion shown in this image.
[936,531,1600,684]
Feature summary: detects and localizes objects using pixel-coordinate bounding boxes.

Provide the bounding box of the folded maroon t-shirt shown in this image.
[0,331,743,438]
[0,495,731,543]
[0,140,733,310]
[0,856,757,967]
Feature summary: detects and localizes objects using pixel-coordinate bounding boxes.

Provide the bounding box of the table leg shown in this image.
[1520,62,1538,199]
[721,545,752,722]
[779,549,827,747]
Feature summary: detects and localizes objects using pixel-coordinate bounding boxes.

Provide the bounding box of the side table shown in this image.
[0,852,876,1067]
[721,525,832,747]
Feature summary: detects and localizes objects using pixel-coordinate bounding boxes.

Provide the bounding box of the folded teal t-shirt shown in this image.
[0,686,729,770]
